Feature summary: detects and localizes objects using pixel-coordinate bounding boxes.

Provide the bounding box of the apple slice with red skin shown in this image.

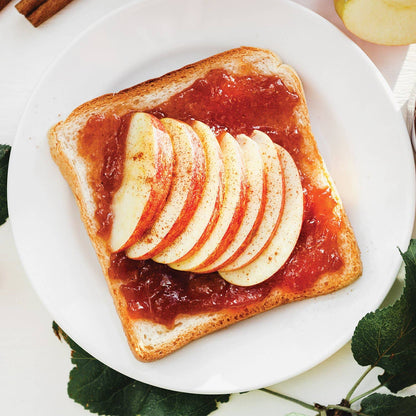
[169,131,248,271]
[110,112,173,252]
[219,130,285,272]
[126,118,206,260]
[152,120,224,264]
[194,134,266,273]
[220,143,303,286]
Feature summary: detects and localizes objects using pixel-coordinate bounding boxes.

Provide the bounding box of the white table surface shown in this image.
[1,0,416,415]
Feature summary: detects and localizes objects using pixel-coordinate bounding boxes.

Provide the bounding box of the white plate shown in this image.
[8,0,415,394]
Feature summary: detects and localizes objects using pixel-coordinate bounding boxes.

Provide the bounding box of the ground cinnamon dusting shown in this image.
[97,69,345,327]
[76,69,344,327]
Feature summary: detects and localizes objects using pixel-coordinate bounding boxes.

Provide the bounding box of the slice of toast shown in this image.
[48,47,362,361]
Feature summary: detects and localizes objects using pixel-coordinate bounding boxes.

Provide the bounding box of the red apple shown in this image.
[110,112,173,252]
[152,120,224,264]
[219,130,285,272]
[220,143,303,286]
[169,131,248,271]
[126,118,206,259]
[195,134,266,273]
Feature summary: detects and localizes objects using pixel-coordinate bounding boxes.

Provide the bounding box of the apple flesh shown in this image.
[126,118,206,260]
[152,120,225,264]
[110,112,173,252]
[335,0,416,45]
[219,130,285,272]
[220,143,303,286]
[195,134,266,273]
[169,131,248,271]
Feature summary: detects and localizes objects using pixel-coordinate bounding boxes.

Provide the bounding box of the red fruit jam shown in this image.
[79,69,344,328]
[78,113,132,239]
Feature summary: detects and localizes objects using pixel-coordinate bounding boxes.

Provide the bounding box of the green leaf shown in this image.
[0,144,11,225]
[360,393,416,416]
[351,240,416,393]
[53,322,230,416]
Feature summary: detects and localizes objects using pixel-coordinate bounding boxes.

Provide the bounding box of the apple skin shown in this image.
[168,131,248,272]
[152,120,225,264]
[220,143,304,287]
[194,134,266,273]
[219,130,285,272]
[126,118,206,260]
[335,0,416,45]
[110,113,173,253]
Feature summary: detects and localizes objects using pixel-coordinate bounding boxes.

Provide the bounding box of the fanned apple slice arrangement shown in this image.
[111,112,304,286]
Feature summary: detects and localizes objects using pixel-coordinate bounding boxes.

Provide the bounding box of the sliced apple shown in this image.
[169,131,248,271]
[126,118,206,260]
[335,0,416,45]
[110,112,173,252]
[219,130,285,272]
[220,143,303,286]
[195,134,266,273]
[152,120,224,264]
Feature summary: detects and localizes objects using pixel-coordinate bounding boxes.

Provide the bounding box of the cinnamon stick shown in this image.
[15,0,47,16]
[16,0,75,27]
[0,0,12,12]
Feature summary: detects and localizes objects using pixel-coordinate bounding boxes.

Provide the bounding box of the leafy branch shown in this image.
[53,240,416,416]
[1,143,415,415]
[53,323,229,416]
[263,240,416,416]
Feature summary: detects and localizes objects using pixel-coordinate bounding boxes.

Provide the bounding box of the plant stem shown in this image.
[345,366,373,401]
[349,383,383,404]
[260,388,316,411]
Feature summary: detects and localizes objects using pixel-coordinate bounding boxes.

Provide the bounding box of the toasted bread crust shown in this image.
[48,47,362,362]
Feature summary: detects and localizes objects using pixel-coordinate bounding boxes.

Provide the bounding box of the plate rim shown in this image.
[8,0,416,394]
